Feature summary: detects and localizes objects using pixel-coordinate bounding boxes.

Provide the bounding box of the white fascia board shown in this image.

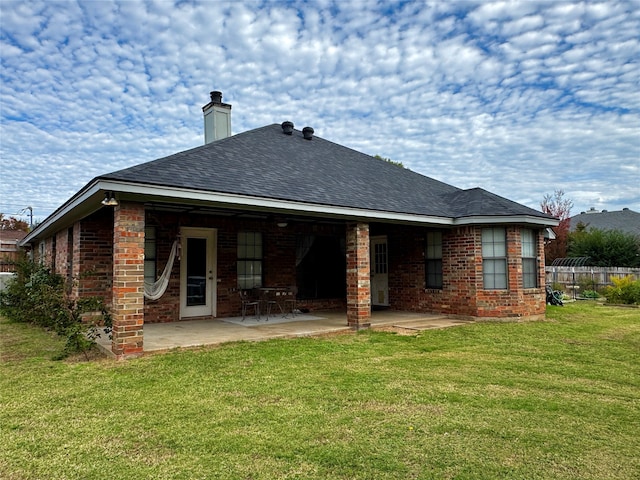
[453,215,559,227]
[20,182,104,246]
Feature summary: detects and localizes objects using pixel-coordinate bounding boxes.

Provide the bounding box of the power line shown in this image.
[0,202,59,209]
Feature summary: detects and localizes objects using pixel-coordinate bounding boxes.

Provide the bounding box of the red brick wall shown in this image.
[68,223,81,298]
[388,225,480,317]
[39,211,114,304]
[141,213,346,323]
[346,222,371,328]
[76,209,114,304]
[116,212,546,324]
[62,203,545,328]
[41,236,55,269]
[474,227,546,318]
[112,202,145,358]
[388,224,546,319]
[54,229,69,278]
[142,213,181,323]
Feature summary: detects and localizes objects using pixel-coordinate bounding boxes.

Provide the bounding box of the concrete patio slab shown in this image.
[96,310,472,357]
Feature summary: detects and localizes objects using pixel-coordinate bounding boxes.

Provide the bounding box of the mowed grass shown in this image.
[1,302,639,479]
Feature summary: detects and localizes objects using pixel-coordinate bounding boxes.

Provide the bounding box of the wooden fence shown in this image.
[0,261,16,273]
[545,266,640,292]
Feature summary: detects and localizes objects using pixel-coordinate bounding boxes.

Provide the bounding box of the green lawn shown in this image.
[1,302,639,479]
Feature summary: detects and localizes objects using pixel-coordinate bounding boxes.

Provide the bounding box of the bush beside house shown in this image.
[0,258,112,358]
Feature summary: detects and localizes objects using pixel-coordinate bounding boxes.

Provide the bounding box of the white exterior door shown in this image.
[180,227,217,318]
[370,236,389,306]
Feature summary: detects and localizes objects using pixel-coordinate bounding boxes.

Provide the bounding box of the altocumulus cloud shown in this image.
[1,0,638,223]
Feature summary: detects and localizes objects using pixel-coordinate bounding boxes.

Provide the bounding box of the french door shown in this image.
[370,236,389,306]
[180,228,217,318]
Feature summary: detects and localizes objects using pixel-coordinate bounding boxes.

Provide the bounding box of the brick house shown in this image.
[20,91,558,359]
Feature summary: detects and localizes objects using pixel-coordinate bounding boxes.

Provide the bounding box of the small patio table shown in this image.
[258,287,293,319]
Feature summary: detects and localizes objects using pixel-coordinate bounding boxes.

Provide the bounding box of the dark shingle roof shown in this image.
[570,209,640,236]
[442,188,548,218]
[100,123,551,221]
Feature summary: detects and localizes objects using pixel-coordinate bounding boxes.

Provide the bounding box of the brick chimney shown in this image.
[202,91,232,144]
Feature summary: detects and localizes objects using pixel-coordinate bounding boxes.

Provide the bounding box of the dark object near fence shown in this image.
[546,285,564,306]
[551,257,591,267]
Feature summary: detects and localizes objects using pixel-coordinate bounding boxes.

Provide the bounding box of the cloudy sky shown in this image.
[1,0,639,224]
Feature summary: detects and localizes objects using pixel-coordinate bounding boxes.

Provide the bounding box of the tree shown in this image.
[0,213,30,231]
[541,190,573,264]
[375,155,405,168]
[568,226,640,267]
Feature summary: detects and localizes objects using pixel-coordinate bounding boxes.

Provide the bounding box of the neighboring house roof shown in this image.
[0,230,27,252]
[22,123,557,245]
[569,208,640,237]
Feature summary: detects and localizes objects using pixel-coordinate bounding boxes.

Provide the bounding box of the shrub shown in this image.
[578,276,599,292]
[581,290,600,299]
[0,258,112,358]
[603,276,640,305]
[569,227,640,267]
[0,257,62,326]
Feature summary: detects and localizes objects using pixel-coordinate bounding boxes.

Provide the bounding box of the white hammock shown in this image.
[144,240,179,300]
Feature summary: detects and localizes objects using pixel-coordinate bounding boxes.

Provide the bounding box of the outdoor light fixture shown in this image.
[277,221,288,228]
[101,191,119,206]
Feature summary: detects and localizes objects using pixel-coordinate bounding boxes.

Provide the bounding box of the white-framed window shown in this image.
[237,232,262,289]
[482,227,507,290]
[425,231,443,289]
[144,226,157,284]
[521,229,538,288]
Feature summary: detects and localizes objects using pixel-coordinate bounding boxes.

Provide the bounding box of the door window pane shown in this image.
[373,242,387,274]
[187,237,207,306]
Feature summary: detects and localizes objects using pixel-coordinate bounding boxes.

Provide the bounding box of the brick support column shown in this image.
[111,201,145,358]
[346,222,371,329]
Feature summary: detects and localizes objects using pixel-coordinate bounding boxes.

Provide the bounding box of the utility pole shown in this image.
[19,206,33,228]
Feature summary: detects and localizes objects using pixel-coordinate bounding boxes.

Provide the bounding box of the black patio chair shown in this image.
[283,286,298,317]
[261,288,284,320]
[239,289,260,320]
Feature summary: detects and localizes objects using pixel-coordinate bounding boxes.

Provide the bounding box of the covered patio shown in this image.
[95,310,473,357]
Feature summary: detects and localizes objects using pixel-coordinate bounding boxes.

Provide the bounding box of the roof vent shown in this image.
[281,121,294,135]
[602,209,608,212]
[302,126,314,140]
[623,207,629,211]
